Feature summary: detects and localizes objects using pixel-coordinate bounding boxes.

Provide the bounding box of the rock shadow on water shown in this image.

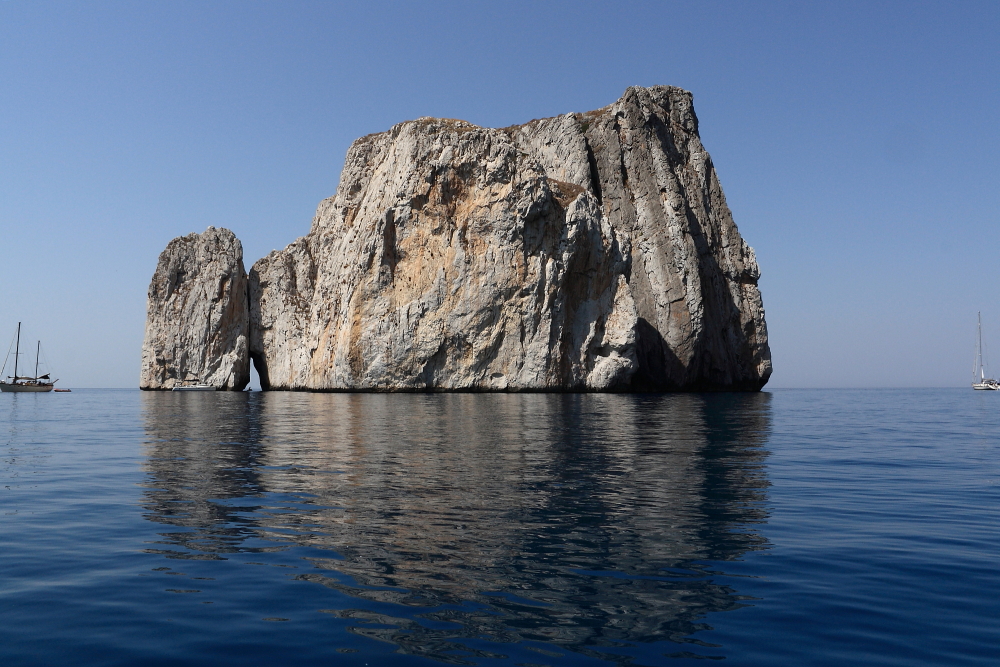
[140,391,772,664]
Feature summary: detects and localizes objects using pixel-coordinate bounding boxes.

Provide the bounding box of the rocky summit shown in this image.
[141,86,771,391]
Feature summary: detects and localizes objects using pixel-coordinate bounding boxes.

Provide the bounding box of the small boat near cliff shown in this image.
[171,383,216,391]
[972,312,999,390]
[0,323,58,393]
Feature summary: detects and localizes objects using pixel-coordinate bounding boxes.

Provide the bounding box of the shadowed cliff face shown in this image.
[140,392,772,663]
[143,85,770,391]
[577,88,771,390]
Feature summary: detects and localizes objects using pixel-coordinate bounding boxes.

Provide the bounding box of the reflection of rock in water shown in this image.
[140,392,269,557]
[141,392,771,664]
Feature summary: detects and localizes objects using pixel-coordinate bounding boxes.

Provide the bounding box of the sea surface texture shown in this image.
[1,390,996,666]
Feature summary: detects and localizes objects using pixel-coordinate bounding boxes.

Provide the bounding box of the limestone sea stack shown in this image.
[141,86,772,391]
[140,227,250,390]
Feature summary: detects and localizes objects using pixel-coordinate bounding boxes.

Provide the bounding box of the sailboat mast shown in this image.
[13,322,20,380]
[972,312,986,380]
[34,341,40,379]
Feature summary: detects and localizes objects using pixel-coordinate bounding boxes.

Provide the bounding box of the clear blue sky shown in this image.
[1,0,997,388]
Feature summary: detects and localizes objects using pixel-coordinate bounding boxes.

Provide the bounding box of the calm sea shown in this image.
[0,389,996,666]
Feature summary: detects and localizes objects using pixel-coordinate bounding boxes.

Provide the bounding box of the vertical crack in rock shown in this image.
[142,86,771,392]
[561,86,772,390]
[140,227,250,390]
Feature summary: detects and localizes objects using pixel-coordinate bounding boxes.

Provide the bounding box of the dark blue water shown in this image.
[1,390,996,666]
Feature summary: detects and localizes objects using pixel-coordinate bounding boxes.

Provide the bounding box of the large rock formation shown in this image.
[142,86,771,392]
[140,227,250,390]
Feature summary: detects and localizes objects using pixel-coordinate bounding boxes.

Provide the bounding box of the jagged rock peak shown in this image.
[140,226,250,390]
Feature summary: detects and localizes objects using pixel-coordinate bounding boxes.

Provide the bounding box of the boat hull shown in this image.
[171,385,217,391]
[0,383,54,392]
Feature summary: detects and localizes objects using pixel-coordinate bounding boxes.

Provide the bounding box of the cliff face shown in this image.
[140,227,250,390]
[518,86,771,390]
[250,118,639,391]
[143,86,771,392]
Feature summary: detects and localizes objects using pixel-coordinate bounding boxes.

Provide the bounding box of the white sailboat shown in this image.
[972,312,999,390]
[0,323,57,392]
